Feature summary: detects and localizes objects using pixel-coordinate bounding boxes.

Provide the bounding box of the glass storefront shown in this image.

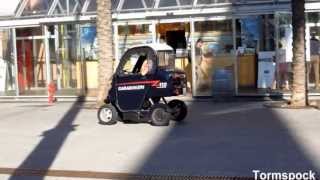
[236,15,276,94]
[272,12,320,94]
[1,0,320,97]
[9,24,99,96]
[194,20,235,96]
[0,30,16,96]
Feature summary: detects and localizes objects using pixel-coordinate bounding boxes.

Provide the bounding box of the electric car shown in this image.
[97,43,188,126]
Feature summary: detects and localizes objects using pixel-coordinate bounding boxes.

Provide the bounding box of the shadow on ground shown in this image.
[6,100,320,179]
[132,101,320,177]
[9,100,84,180]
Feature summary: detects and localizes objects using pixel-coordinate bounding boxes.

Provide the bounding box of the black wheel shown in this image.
[97,104,118,125]
[150,104,170,126]
[168,100,187,122]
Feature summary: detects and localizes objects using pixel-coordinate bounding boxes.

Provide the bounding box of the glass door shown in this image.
[306,12,320,93]
[16,38,47,95]
[0,30,16,96]
[16,27,48,95]
[193,19,236,96]
[156,22,192,94]
[275,12,293,93]
[52,24,84,95]
[236,15,276,94]
[80,25,98,96]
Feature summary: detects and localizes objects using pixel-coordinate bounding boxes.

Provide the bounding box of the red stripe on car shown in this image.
[117,80,160,87]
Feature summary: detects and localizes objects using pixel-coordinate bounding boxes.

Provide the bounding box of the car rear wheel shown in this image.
[150,104,170,126]
[168,100,187,122]
[98,104,118,125]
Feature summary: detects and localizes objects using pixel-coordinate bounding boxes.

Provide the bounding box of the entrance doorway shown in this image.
[156,23,189,51]
[165,30,187,51]
[156,22,192,93]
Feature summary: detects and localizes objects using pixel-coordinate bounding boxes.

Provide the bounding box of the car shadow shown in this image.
[131,101,320,178]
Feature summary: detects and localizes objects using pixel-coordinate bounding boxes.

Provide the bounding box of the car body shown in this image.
[98,43,188,126]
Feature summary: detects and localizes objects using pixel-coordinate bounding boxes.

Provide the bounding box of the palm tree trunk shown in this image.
[290,0,307,107]
[96,0,114,107]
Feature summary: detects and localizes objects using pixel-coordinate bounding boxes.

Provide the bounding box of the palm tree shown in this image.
[96,0,114,107]
[290,0,307,107]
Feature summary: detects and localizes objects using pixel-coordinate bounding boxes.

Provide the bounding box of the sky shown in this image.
[0,0,20,16]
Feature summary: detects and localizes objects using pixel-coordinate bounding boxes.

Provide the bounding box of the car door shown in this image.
[115,47,156,111]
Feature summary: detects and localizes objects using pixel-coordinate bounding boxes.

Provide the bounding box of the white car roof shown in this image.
[131,43,174,52]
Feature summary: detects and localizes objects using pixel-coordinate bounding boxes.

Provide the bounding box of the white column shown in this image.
[275,12,280,89]
[113,23,119,71]
[54,25,61,90]
[67,0,70,15]
[44,25,52,86]
[12,28,19,96]
[0,31,3,59]
[232,17,238,95]
[306,24,311,62]
[151,20,157,43]
[190,18,197,97]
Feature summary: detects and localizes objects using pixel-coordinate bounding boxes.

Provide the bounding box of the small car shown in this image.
[97,43,188,126]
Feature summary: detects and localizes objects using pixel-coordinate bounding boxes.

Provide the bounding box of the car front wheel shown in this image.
[97,104,118,125]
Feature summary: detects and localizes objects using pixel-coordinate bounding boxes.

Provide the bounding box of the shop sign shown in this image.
[0,59,6,92]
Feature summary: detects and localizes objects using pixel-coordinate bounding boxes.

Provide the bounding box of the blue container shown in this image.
[212,68,235,96]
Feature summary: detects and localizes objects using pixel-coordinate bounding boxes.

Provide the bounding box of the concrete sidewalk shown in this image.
[0,101,319,179]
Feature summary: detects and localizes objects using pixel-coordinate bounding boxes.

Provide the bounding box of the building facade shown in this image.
[0,0,320,98]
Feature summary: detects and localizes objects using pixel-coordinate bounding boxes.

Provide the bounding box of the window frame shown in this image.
[116,46,157,76]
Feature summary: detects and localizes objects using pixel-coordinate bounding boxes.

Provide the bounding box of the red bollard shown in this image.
[48,82,57,104]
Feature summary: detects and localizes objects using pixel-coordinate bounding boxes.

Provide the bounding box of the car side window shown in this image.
[118,48,155,76]
[120,53,140,75]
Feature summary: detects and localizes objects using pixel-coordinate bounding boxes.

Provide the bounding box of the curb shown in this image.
[0,168,256,180]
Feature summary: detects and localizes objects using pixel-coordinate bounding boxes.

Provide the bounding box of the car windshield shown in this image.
[157,51,175,70]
